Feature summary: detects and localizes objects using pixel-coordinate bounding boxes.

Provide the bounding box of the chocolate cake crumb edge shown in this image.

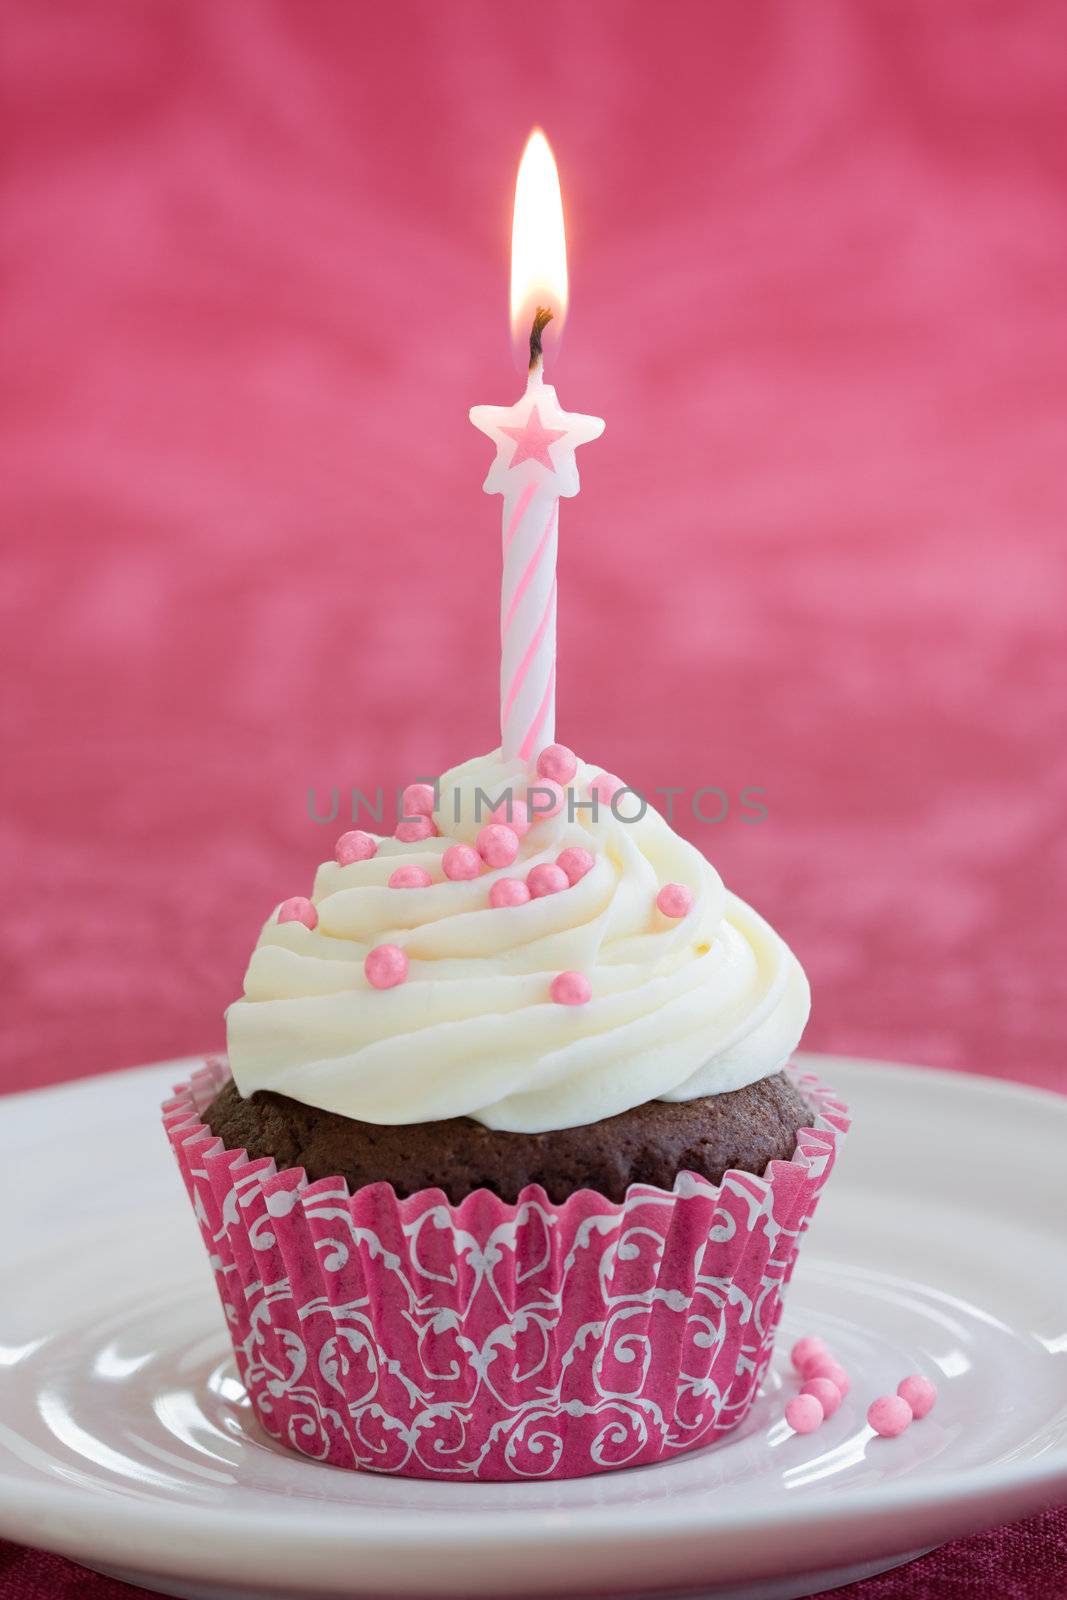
[204,1071,813,1205]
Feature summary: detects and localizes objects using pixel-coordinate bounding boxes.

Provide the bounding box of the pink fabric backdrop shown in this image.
[2,1,1064,1594]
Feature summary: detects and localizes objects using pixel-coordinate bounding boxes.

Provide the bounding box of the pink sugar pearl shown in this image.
[442,843,481,881]
[278,896,317,930]
[537,743,578,784]
[867,1394,912,1438]
[489,798,530,837]
[335,830,378,866]
[477,823,520,868]
[364,943,408,989]
[551,971,591,1005]
[790,1335,829,1374]
[528,779,566,819]
[784,1394,824,1434]
[395,815,437,844]
[557,846,595,885]
[897,1375,937,1419]
[401,782,436,817]
[806,1358,851,1396]
[589,771,624,810]
[388,864,432,889]
[527,862,569,898]
[801,1377,843,1419]
[489,876,531,908]
[657,882,694,919]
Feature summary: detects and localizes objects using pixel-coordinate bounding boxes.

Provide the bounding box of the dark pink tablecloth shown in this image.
[2,1507,1066,1600]
[2,1,1064,1594]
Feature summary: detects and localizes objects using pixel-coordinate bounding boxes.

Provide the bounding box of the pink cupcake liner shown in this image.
[163,1059,848,1481]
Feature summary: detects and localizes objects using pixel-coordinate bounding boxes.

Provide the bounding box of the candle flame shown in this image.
[510,129,568,367]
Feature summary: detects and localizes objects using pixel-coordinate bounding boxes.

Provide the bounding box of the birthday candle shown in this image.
[470,131,604,764]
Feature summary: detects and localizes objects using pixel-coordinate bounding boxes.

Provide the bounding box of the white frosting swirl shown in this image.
[226,751,810,1133]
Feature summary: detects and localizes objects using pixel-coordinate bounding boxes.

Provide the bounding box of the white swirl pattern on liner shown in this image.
[226,751,810,1132]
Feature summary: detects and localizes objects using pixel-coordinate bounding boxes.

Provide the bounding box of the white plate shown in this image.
[2,1055,1065,1600]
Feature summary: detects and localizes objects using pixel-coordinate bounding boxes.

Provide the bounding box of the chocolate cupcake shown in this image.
[164,747,847,1481]
[204,1069,813,1204]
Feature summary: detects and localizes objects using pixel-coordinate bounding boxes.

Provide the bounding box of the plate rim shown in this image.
[2,1053,1066,1557]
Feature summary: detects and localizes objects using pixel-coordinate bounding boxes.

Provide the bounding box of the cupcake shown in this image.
[164,747,847,1481]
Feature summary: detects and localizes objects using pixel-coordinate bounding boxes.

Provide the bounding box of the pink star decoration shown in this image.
[470,381,605,499]
[499,404,567,470]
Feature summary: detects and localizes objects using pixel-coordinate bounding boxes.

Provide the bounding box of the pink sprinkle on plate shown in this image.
[805,1357,850,1396]
[784,1394,824,1434]
[868,1395,913,1438]
[790,1335,828,1373]
[897,1375,938,1419]
[801,1377,843,1418]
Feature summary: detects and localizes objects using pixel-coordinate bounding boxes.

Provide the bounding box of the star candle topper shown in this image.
[470,384,605,498]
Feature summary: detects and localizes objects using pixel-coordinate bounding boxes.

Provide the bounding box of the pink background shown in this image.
[1,1,1065,1594]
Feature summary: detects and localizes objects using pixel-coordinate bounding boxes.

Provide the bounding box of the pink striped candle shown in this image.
[470,135,603,761]
[471,364,603,760]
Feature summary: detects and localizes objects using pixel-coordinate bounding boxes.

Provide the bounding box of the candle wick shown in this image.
[529,307,553,372]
